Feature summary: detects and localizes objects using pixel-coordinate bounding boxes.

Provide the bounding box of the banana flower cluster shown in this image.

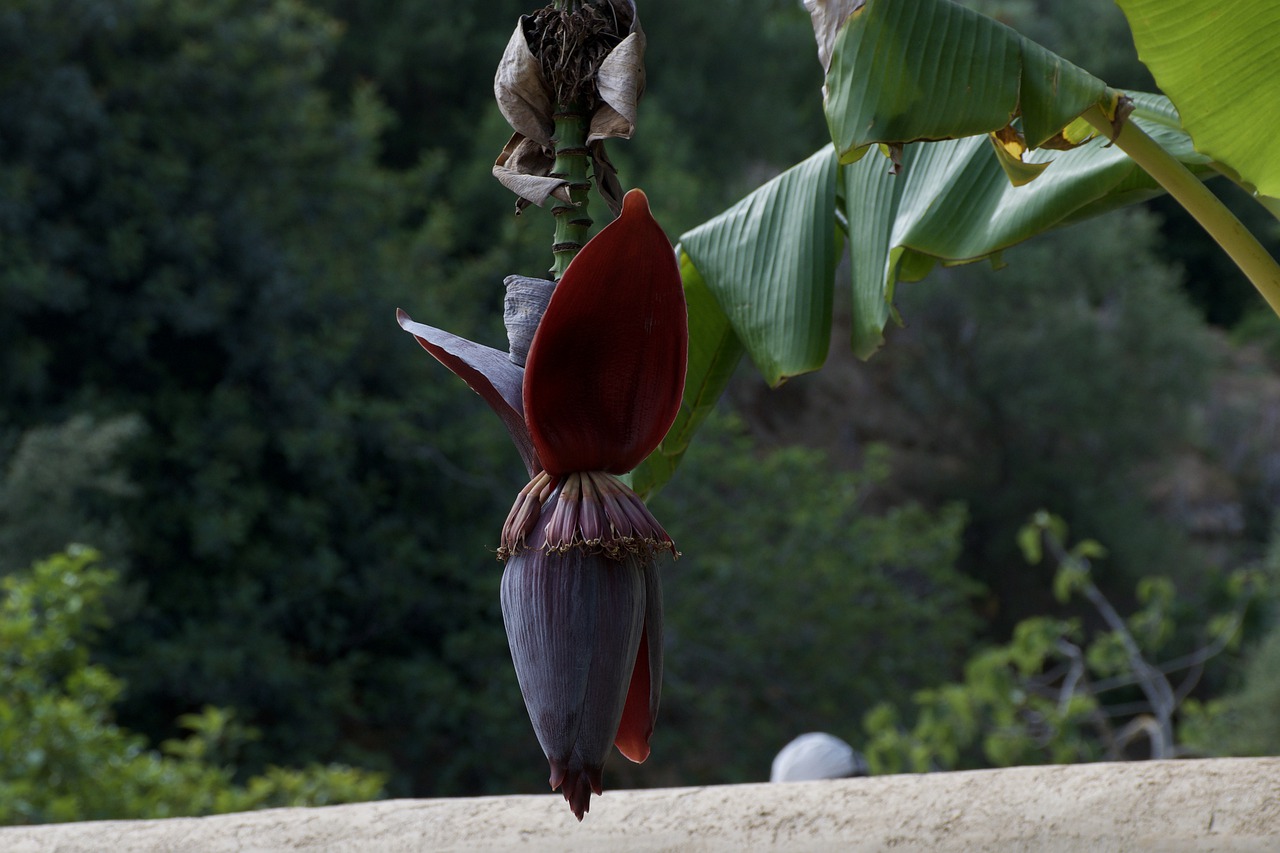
[399,189,686,819]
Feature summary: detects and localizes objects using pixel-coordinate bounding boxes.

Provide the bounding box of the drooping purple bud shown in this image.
[501,546,645,820]
[499,486,662,820]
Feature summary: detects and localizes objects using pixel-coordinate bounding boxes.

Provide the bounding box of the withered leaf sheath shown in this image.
[503,275,556,367]
[492,0,645,214]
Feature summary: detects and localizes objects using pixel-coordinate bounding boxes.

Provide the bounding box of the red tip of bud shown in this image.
[560,766,596,821]
[622,187,650,215]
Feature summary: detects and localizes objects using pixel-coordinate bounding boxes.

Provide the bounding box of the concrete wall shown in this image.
[2,758,1277,851]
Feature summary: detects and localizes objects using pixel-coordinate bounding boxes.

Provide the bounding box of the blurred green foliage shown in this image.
[884,209,1221,627]
[1197,628,1280,756]
[863,514,1265,773]
[1182,528,1280,757]
[620,413,979,786]
[0,414,144,574]
[0,549,384,824]
[0,0,530,798]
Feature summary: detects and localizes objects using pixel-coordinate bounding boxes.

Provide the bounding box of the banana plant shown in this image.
[632,0,1280,499]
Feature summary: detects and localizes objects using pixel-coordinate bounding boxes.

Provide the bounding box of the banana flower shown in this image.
[399,189,686,819]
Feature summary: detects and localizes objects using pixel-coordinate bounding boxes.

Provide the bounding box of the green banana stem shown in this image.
[549,106,593,281]
[1082,105,1280,318]
[1257,194,1280,221]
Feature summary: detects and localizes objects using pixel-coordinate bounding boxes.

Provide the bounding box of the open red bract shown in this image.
[522,189,688,476]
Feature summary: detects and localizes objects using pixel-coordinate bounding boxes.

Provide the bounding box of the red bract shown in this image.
[522,189,687,476]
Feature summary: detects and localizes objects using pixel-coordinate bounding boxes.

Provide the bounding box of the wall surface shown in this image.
[2,758,1277,852]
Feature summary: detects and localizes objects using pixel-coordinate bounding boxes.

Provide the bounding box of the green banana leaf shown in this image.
[629,253,743,500]
[843,93,1209,356]
[635,0,1214,496]
[630,148,839,499]
[1116,0,1280,204]
[682,147,841,387]
[824,0,1110,162]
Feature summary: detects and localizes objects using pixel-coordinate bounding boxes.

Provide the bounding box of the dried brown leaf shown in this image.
[492,0,644,211]
[591,141,624,217]
[493,133,572,210]
[590,27,645,143]
[495,17,555,146]
[804,0,867,75]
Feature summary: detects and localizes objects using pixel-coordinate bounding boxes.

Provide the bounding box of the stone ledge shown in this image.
[2,758,1277,852]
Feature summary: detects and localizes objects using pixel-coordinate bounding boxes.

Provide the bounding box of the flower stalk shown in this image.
[549,106,593,279]
[1082,104,1280,318]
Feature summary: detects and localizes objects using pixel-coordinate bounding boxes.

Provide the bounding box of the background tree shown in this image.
[881,210,1220,626]
[0,0,529,797]
[0,414,144,575]
[862,514,1265,772]
[0,549,384,824]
